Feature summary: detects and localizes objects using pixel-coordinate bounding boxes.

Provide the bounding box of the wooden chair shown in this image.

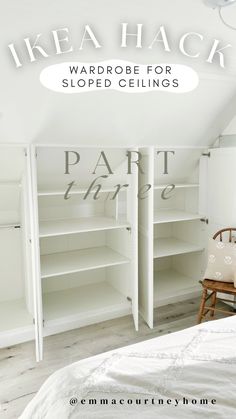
[197,228,236,324]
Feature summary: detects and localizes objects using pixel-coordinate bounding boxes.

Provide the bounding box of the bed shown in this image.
[20,316,236,418]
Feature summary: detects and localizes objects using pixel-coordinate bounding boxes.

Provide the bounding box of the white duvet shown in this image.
[20,316,236,419]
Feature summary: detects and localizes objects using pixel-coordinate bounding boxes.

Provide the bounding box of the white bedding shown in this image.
[20,316,236,419]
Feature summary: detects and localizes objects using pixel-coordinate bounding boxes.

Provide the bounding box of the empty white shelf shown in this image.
[0,223,21,229]
[154,183,199,190]
[154,210,201,224]
[38,187,115,196]
[0,181,21,187]
[154,269,200,306]
[41,246,130,278]
[39,217,130,237]
[154,237,204,258]
[43,282,131,323]
[0,298,33,332]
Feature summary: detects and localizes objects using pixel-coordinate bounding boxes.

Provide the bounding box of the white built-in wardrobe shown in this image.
[0,145,36,348]
[139,147,209,328]
[32,146,138,361]
[1,144,236,361]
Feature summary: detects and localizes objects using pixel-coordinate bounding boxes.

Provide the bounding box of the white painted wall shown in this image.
[222,115,236,134]
[1,0,236,146]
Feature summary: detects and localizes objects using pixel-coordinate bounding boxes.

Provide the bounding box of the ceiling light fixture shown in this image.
[204,0,236,29]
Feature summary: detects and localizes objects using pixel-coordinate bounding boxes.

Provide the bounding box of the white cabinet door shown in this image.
[208,148,236,229]
[199,154,209,217]
[138,148,154,328]
[27,146,43,361]
[129,149,139,331]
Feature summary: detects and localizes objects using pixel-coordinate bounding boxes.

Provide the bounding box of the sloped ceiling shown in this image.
[1,0,236,146]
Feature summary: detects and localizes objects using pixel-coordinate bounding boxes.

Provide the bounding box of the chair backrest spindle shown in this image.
[213,228,236,243]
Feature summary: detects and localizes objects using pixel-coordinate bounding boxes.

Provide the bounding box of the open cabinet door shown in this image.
[128,148,139,330]
[208,148,236,230]
[26,146,43,362]
[138,148,154,328]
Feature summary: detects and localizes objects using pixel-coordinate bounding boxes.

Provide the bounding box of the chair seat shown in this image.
[203,279,236,295]
[197,228,236,323]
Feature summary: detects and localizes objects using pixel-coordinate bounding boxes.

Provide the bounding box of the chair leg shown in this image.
[197,288,207,324]
[210,291,217,319]
[233,295,236,313]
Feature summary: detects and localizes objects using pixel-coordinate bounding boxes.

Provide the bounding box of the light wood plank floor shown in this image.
[0,297,229,419]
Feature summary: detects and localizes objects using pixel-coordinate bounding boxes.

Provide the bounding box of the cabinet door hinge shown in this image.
[201,152,210,158]
[200,217,209,224]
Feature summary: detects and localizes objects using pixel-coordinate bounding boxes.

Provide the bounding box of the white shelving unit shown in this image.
[154,269,200,307]
[0,299,33,332]
[154,209,201,224]
[41,246,130,278]
[39,216,129,237]
[153,237,204,258]
[38,187,116,196]
[3,144,236,362]
[0,145,35,349]
[154,183,199,190]
[139,147,208,328]
[43,282,131,335]
[32,146,138,360]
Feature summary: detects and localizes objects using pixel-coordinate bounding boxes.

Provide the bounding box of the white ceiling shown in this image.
[1,0,236,146]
